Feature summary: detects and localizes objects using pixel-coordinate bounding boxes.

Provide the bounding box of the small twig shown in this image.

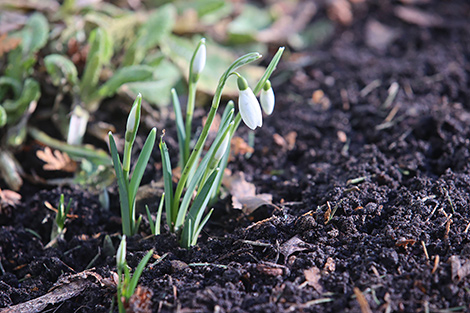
[421,241,430,264]
[431,255,439,274]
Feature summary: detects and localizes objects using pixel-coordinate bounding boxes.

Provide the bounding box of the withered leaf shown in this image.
[223,172,272,214]
[304,267,323,292]
[450,255,470,282]
[231,136,254,156]
[280,236,311,260]
[36,147,77,172]
[0,33,21,57]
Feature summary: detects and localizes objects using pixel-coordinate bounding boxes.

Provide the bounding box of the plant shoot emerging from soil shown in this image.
[153,41,284,248]
[115,235,153,313]
[108,94,157,236]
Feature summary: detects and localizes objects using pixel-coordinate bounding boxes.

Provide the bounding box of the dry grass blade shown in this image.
[354,287,372,313]
[36,147,77,172]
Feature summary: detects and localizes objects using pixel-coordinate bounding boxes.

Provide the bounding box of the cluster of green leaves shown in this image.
[156,45,284,248]
[50,194,73,242]
[108,95,157,236]
[115,235,153,313]
[0,13,48,190]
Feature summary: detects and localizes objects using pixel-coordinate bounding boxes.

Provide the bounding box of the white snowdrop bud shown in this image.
[126,94,142,135]
[260,80,275,115]
[116,235,127,270]
[192,38,206,76]
[238,76,262,130]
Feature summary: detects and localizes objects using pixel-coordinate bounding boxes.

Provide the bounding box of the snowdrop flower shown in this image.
[67,106,89,145]
[260,80,275,115]
[238,76,262,130]
[116,235,127,270]
[191,38,206,77]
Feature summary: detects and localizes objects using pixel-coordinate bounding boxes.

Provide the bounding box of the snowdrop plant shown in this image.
[116,235,153,313]
[50,194,72,243]
[108,94,157,236]
[155,40,284,248]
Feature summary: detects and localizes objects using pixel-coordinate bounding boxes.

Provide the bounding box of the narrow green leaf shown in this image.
[191,209,213,246]
[95,65,154,99]
[0,106,6,128]
[129,127,157,203]
[28,127,111,165]
[44,54,79,87]
[174,110,233,231]
[127,249,154,298]
[253,47,285,95]
[171,89,186,167]
[109,133,131,236]
[145,205,155,235]
[159,140,174,229]
[80,54,101,104]
[181,169,218,247]
[156,193,165,235]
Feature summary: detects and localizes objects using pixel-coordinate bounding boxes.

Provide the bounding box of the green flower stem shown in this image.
[184,81,197,164]
[170,52,262,231]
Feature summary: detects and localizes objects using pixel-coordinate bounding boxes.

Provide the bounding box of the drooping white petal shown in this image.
[260,87,275,115]
[239,88,262,130]
[192,40,206,75]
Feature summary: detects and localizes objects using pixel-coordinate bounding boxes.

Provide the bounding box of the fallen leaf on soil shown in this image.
[0,33,21,57]
[450,255,470,282]
[231,136,254,156]
[223,172,272,214]
[365,19,399,52]
[273,131,297,151]
[394,6,443,27]
[280,236,311,260]
[36,147,77,172]
[124,285,153,313]
[0,188,21,214]
[303,267,323,292]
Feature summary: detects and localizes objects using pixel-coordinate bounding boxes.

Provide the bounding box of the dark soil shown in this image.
[2,1,470,312]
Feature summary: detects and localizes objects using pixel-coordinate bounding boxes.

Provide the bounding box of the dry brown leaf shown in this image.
[280,236,311,260]
[365,19,399,52]
[124,285,153,313]
[450,255,470,282]
[231,136,254,156]
[273,131,297,151]
[223,172,272,214]
[304,267,323,292]
[0,33,21,57]
[394,6,443,27]
[36,147,77,172]
[0,188,21,215]
[327,0,353,26]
